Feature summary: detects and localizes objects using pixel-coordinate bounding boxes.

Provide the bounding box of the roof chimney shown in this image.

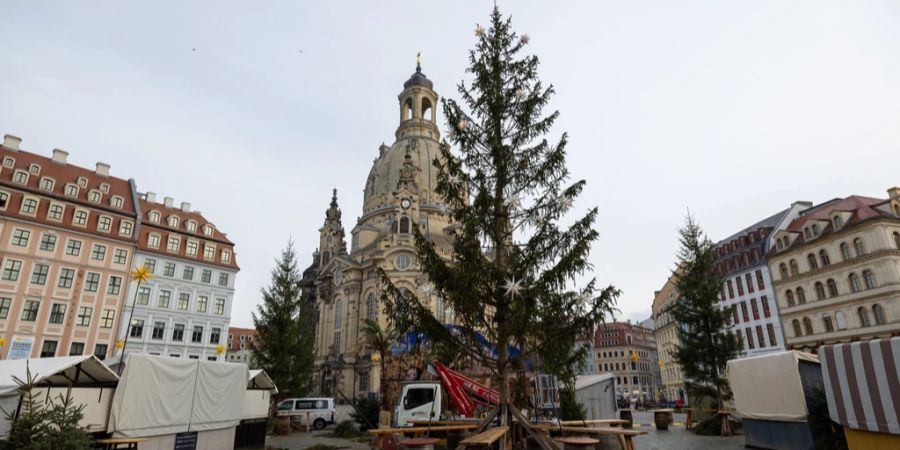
[51,149,69,164]
[95,162,110,176]
[888,187,900,200]
[181,202,191,212]
[164,196,174,208]
[3,134,21,150]
[145,192,157,203]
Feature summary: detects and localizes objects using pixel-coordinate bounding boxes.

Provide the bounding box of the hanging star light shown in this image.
[215,344,226,355]
[448,173,462,186]
[131,265,152,283]
[419,281,434,296]
[475,24,486,37]
[506,195,521,211]
[503,277,524,298]
[520,34,530,44]
[515,88,527,100]
[457,119,468,131]
[115,340,125,350]
[630,351,640,362]
[560,196,574,210]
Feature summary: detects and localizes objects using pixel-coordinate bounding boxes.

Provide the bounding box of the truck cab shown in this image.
[394,382,442,427]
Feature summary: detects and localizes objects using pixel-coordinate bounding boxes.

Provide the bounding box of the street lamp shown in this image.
[117,265,152,375]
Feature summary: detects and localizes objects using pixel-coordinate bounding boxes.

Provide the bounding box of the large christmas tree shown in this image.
[252,241,317,400]
[672,215,741,436]
[382,7,619,439]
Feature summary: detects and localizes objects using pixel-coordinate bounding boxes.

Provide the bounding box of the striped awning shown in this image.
[819,337,900,435]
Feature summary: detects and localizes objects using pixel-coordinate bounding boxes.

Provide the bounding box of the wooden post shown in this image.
[306,412,311,432]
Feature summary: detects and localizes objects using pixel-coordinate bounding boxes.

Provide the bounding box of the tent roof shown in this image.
[248,369,278,392]
[575,373,616,390]
[0,355,118,396]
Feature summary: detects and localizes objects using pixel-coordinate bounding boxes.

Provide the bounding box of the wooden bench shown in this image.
[558,419,628,427]
[456,426,509,448]
[368,424,480,449]
[531,425,646,450]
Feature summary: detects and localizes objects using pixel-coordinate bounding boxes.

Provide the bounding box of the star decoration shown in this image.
[419,281,435,296]
[515,88,527,100]
[520,34,530,45]
[503,277,524,298]
[448,173,462,186]
[475,25,486,37]
[506,195,521,211]
[131,265,152,283]
[115,340,125,350]
[457,119,468,131]
[560,196,574,210]
[578,292,592,304]
[216,344,226,355]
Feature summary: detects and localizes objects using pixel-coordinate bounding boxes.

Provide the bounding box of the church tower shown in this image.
[311,60,456,399]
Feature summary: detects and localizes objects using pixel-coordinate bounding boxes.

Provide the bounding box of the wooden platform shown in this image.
[458,426,509,447]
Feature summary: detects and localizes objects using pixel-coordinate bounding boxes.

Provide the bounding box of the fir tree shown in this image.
[671,214,741,436]
[252,241,316,400]
[382,7,619,433]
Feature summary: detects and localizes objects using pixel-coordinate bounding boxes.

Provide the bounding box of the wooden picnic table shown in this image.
[409,419,482,426]
[368,424,480,449]
[558,419,628,427]
[458,426,509,448]
[94,437,149,450]
[531,425,647,450]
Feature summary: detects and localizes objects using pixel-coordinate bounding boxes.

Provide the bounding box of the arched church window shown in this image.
[399,216,410,234]
[366,293,376,321]
[333,298,342,352]
[404,97,414,120]
[422,98,432,122]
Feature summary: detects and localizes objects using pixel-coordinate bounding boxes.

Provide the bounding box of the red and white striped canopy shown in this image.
[819,337,900,435]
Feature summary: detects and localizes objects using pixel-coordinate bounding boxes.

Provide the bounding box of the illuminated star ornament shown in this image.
[475,24,486,37]
[0,337,6,347]
[419,281,435,296]
[515,88,527,100]
[131,265,152,283]
[503,277,524,298]
[457,119,468,131]
[560,196,574,210]
[520,34,530,45]
[115,340,125,350]
[506,195,521,211]
[215,344,226,355]
[447,173,462,186]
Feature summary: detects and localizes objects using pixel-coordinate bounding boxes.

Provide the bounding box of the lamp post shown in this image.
[117,265,152,375]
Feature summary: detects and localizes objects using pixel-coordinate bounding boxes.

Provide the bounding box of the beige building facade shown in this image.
[651,273,686,403]
[0,136,137,359]
[312,64,455,399]
[769,189,900,351]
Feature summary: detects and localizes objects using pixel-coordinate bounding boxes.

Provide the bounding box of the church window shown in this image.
[395,254,412,270]
[399,216,410,234]
[404,97,414,120]
[333,298,342,352]
[422,98,433,122]
[366,293,376,321]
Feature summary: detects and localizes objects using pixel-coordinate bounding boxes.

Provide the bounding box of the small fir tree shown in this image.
[252,241,316,400]
[382,7,619,435]
[671,215,741,436]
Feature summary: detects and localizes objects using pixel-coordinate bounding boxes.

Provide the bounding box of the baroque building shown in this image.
[651,272,685,404]
[593,321,660,402]
[712,202,809,358]
[116,193,238,361]
[312,63,455,399]
[768,188,900,351]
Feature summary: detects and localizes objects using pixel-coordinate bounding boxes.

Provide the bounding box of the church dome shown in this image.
[363,136,444,211]
[403,64,433,90]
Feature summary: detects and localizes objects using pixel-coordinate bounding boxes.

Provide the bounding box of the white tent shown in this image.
[247,370,277,392]
[0,355,119,437]
[727,350,819,422]
[574,373,618,420]
[107,354,248,438]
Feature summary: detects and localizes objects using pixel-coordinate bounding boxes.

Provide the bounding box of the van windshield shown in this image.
[277,401,293,411]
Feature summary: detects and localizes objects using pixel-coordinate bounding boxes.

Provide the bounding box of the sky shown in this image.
[2,1,899,327]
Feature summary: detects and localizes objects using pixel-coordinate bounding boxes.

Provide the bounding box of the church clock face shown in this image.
[400,198,412,210]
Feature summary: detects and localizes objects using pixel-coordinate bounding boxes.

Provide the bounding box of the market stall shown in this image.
[574,373,617,420]
[819,337,900,449]
[726,350,822,450]
[234,369,278,449]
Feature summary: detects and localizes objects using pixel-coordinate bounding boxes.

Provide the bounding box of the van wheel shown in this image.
[314,418,326,430]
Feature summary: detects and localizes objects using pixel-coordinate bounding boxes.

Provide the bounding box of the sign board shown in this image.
[174,431,198,450]
[7,335,34,360]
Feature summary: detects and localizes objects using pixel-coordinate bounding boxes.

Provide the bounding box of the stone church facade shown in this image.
[309,64,455,400]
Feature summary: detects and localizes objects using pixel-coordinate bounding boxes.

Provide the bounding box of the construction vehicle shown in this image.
[394,360,560,427]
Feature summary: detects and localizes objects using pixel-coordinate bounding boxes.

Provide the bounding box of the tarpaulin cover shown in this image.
[107,354,248,437]
[0,355,117,395]
[819,337,900,435]
[726,351,819,422]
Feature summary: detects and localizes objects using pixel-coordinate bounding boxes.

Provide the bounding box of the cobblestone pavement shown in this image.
[266,411,746,450]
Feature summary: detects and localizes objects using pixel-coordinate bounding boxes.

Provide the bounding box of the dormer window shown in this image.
[833,215,843,228]
[12,170,28,184]
[99,183,109,193]
[167,236,180,253]
[803,227,811,239]
[1,157,13,168]
[202,224,214,236]
[186,220,197,233]
[110,196,124,209]
[167,216,180,228]
[88,190,102,203]
[64,184,78,197]
[203,244,215,260]
[39,177,54,191]
[98,216,112,232]
[811,223,820,236]
[221,250,232,263]
[76,176,88,188]
[148,211,160,223]
[148,233,160,248]
[28,163,41,175]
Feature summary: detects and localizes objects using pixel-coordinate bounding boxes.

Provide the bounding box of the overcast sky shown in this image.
[2,2,898,327]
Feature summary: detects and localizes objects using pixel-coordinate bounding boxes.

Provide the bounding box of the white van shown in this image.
[276,397,335,430]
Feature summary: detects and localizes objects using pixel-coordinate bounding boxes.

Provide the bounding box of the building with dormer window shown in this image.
[309,63,456,399]
[768,188,900,351]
